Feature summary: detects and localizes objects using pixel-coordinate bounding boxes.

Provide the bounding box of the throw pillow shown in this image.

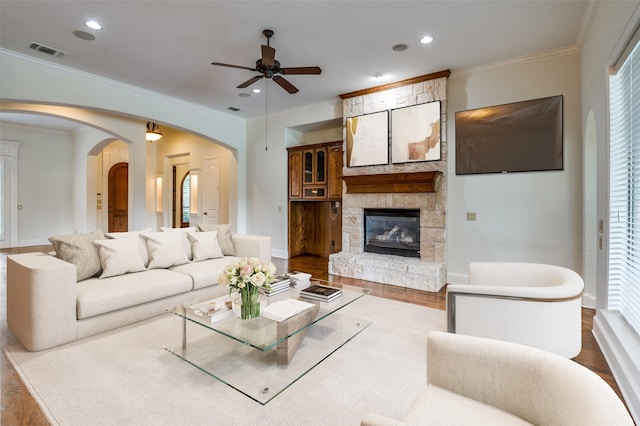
[93,237,146,278]
[160,226,197,260]
[187,231,224,262]
[105,228,151,267]
[142,231,190,269]
[49,229,105,281]
[196,223,236,256]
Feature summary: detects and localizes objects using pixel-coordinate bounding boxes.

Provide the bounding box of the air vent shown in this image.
[29,42,67,57]
[227,107,242,112]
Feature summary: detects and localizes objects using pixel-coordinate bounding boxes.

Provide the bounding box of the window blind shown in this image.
[609,37,640,335]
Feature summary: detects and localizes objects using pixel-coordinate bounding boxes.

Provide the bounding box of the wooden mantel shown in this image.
[342,171,442,194]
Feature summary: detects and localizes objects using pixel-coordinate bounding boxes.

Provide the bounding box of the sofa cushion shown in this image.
[106,228,151,267]
[49,229,105,281]
[403,386,532,426]
[170,256,238,290]
[188,231,224,262]
[142,231,190,269]
[197,224,236,255]
[94,237,147,279]
[161,226,197,260]
[76,269,193,319]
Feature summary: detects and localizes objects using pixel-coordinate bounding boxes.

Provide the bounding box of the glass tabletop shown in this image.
[164,280,371,404]
[168,281,370,352]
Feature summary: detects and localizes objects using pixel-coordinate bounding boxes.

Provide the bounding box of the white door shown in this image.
[0,142,20,248]
[203,157,220,224]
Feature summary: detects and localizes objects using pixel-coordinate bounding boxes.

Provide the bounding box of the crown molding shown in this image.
[450,45,581,79]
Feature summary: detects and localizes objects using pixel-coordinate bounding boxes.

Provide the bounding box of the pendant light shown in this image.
[146,122,163,142]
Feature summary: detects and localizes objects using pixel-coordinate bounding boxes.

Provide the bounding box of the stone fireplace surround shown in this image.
[328,173,446,292]
[328,71,449,293]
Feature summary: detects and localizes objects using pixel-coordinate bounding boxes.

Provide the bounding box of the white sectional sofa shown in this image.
[7,226,271,351]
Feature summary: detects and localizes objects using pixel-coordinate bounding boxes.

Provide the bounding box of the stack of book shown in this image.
[300,284,343,302]
[265,275,291,297]
[286,271,312,289]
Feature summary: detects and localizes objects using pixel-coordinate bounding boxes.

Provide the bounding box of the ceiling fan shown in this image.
[211,29,321,94]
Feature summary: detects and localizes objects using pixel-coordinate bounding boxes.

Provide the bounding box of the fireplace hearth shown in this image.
[364,208,420,258]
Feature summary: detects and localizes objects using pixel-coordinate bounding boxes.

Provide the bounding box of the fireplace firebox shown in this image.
[364,208,420,258]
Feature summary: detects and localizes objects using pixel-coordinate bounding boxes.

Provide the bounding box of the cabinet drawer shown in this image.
[303,186,326,199]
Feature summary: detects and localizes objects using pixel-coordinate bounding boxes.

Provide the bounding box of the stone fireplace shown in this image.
[364,208,421,258]
[328,172,446,292]
[328,71,449,293]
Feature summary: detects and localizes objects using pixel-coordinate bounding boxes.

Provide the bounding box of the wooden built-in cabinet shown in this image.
[287,141,343,257]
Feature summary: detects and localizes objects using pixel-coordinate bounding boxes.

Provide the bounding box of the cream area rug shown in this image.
[5,295,446,426]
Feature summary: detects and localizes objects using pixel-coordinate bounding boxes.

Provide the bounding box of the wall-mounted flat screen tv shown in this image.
[455,95,563,175]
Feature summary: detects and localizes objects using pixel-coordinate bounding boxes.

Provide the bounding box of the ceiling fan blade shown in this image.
[281,66,322,75]
[211,62,256,71]
[237,75,264,88]
[272,75,299,94]
[261,45,276,67]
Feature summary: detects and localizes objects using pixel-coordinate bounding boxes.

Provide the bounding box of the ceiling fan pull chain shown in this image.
[265,80,268,151]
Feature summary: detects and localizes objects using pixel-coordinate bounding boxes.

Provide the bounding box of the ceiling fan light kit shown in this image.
[211,29,321,94]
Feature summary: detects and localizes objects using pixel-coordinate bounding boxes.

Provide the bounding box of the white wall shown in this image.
[0,123,73,245]
[446,50,583,288]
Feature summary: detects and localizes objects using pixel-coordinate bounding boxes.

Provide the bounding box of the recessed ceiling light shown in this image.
[85,20,102,30]
[252,88,261,93]
[238,93,250,98]
[420,35,434,44]
[392,44,408,52]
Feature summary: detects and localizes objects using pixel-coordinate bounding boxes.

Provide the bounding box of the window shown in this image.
[181,173,190,227]
[609,36,640,335]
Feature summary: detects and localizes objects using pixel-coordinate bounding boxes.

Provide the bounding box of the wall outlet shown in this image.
[466,212,477,221]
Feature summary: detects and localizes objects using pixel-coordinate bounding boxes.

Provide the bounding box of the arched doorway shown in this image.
[108,162,128,232]
[179,172,190,228]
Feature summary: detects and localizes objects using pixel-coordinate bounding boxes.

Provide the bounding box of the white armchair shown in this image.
[361,331,633,426]
[446,262,584,358]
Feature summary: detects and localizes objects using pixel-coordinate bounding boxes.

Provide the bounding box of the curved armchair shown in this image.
[447,262,584,358]
[361,332,633,426]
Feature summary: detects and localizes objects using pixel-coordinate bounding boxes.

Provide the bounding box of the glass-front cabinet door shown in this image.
[315,149,326,184]
[304,150,314,184]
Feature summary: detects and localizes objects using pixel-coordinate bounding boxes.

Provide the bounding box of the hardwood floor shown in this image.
[0,250,625,424]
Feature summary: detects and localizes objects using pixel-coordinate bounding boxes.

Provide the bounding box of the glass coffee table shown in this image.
[165,280,370,404]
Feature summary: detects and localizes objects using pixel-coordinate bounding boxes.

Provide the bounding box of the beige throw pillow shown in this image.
[106,228,151,267]
[94,237,146,278]
[196,224,236,256]
[49,229,105,281]
[142,231,190,269]
[187,231,224,261]
[160,226,197,260]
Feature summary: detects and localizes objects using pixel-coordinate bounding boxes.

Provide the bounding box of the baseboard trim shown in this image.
[593,310,640,423]
[446,272,468,286]
[271,249,287,260]
[582,292,597,309]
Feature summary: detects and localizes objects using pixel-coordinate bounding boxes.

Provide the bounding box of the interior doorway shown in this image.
[172,162,190,228]
[108,162,128,232]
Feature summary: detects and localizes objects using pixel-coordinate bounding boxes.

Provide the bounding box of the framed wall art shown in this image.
[391,101,441,164]
[346,110,389,167]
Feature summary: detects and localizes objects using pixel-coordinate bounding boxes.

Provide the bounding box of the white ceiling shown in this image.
[0,0,590,131]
